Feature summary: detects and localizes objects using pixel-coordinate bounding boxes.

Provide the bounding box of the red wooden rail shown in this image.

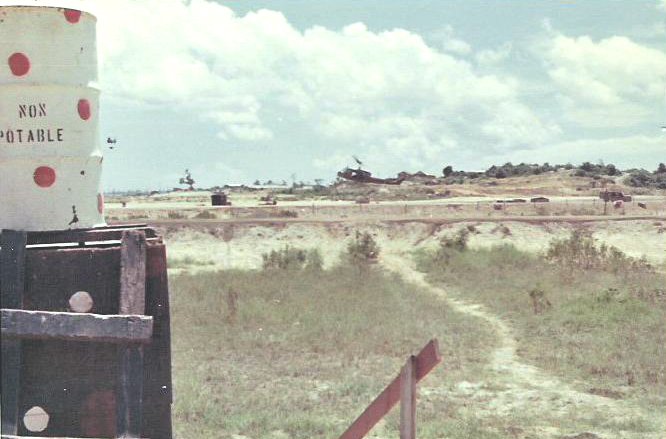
[339,339,441,439]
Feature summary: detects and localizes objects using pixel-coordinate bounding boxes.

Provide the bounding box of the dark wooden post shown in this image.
[1,230,28,435]
[399,355,417,439]
[117,230,147,438]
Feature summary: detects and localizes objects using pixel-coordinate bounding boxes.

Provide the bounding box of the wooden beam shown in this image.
[117,230,147,438]
[21,224,154,245]
[1,229,27,436]
[1,309,153,343]
[338,339,441,439]
[399,356,417,439]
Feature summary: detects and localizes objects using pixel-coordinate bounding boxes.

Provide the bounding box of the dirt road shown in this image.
[381,253,664,439]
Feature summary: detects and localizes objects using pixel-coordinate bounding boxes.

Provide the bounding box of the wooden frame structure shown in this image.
[1,225,172,439]
[338,339,442,439]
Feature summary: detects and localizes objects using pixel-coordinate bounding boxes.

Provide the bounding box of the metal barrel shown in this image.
[0,6,105,231]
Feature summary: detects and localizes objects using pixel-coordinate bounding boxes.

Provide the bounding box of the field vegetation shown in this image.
[416,229,666,407]
[170,240,498,438]
[624,163,666,189]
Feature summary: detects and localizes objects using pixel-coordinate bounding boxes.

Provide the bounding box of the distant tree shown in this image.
[580,162,594,172]
[605,164,621,176]
[253,179,261,185]
[442,165,454,177]
[657,163,666,174]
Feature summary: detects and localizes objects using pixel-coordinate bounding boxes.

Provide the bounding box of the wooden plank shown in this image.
[21,224,153,245]
[119,230,147,315]
[1,309,153,343]
[399,356,417,439]
[338,339,441,439]
[117,230,147,438]
[1,229,27,436]
[26,236,161,251]
[414,339,441,382]
[142,243,173,439]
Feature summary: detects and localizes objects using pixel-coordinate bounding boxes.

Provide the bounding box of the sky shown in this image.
[4,0,666,190]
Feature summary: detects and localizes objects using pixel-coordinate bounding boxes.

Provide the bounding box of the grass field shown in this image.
[415,231,666,407]
[166,223,666,438]
[170,262,501,438]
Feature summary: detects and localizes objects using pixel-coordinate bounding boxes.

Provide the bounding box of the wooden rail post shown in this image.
[1,230,27,435]
[399,355,417,439]
[117,230,147,438]
[338,339,441,439]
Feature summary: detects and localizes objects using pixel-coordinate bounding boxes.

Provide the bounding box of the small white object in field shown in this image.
[23,406,49,432]
[69,291,94,313]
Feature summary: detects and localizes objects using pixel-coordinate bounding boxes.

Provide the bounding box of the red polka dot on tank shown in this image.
[34,166,56,188]
[97,193,104,214]
[8,53,30,76]
[77,99,91,120]
[64,9,82,24]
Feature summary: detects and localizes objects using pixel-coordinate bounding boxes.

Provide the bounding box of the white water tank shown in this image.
[0,5,105,231]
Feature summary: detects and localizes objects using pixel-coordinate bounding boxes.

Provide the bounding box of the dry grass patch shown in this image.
[416,232,666,404]
[170,263,496,438]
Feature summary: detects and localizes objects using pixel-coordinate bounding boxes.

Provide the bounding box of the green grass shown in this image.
[415,241,666,401]
[170,264,497,438]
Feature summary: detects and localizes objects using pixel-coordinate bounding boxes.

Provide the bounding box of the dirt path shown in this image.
[381,252,663,439]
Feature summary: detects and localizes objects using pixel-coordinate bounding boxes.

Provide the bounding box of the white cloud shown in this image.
[475,43,513,67]
[541,33,666,128]
[77,0,556,172]
[429,26,472,55]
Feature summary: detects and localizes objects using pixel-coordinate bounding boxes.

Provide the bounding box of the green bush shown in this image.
[440,228,470,251]
[430,228,470,265]
[624,166,666,189]
[262,246,309,270]
[346,231,380,263]
[545,230,652,273]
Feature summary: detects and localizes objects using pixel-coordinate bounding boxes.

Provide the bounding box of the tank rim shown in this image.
[0,5,97,22]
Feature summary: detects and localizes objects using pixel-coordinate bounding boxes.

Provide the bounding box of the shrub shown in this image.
[440,228,470,252]
[624,167,666,189]
[304,249,324,271]
[431,228,470,265]
[261,246,323,271]
[346,231,380,263]
[545,231,652,273]
[262,246,307,270]
[167,211,187,219]
[528,288,552,314]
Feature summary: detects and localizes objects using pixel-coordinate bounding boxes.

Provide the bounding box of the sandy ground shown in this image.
[163,219,666,273]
